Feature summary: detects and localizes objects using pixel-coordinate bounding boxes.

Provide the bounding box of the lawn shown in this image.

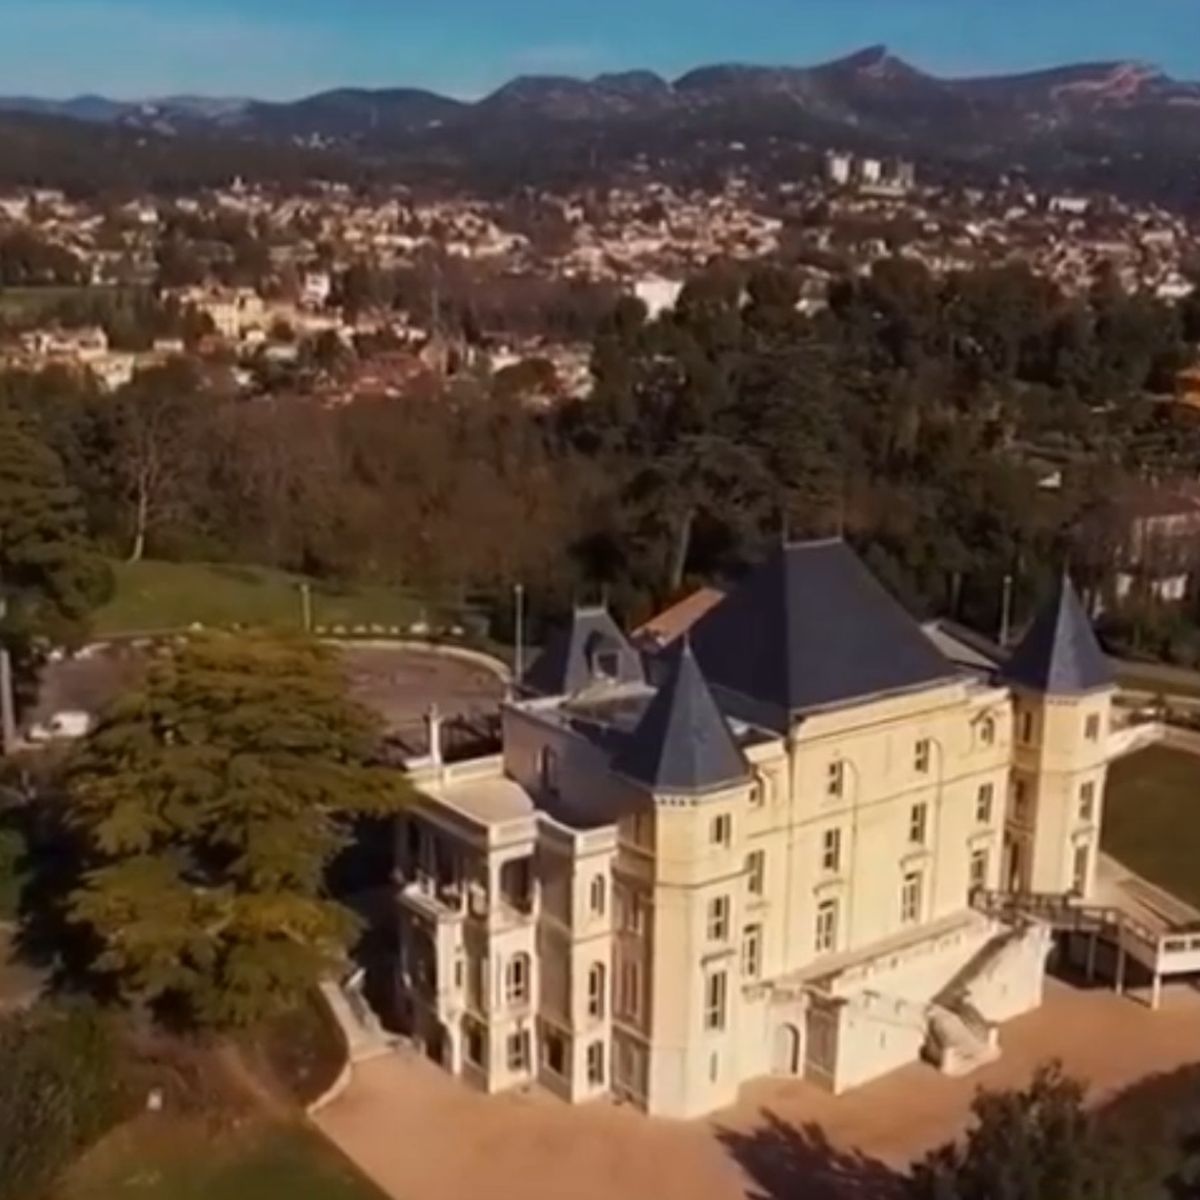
[95,560,421,637]
[0,284,126,321]
[1115,661,1200,702]
[1103,745,1200,910]
[64,1123,388,1200]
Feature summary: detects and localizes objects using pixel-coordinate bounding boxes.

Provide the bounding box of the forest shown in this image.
[4,255,1200,662]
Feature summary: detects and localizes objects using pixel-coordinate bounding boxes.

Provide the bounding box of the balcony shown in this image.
[399,874,468,925]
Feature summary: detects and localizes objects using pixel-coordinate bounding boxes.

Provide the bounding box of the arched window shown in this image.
[587,962,606,1019]
[505,953,530,1006]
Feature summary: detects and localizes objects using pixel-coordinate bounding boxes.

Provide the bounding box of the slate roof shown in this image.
[1000,573,1114,695]
[612,639,750,794]
[520,606,645,697]
[922,618,1005,677]
[691,539,958,730]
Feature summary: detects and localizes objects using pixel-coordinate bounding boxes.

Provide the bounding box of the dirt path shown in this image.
[315,980,1200,1200]
[213,1041,295,1122]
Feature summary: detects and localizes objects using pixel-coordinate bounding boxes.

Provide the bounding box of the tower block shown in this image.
[1000,574,1115,898]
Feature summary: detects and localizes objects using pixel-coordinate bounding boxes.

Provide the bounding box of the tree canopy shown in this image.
[0,407,111,705]
[63,632,408,1029]
[912,1063,1160,1200]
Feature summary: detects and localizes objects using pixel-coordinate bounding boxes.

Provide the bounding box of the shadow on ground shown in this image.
[718,1110,909,1200]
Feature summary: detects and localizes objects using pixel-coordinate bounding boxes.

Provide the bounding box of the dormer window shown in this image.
[594,649,621,681]
[585,630,623,683]
[538,746,560,797]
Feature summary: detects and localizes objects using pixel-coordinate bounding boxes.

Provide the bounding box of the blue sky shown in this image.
[4,0,1199,100]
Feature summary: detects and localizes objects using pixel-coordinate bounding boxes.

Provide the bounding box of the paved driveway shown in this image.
[315,980,1200,1200]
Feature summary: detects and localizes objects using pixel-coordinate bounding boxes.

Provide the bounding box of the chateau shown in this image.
[394,539,1122,1119]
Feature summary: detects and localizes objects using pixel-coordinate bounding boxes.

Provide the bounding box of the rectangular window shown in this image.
[1072,842,1090,895]
[620,889,647,934]
[1085,713,1101,742]
[587,1041,605,1086]
[815,899,838,953]
[631,893,647,934]
[901,872,923,925]
[590,874,607,916]
[821,827,842,873]
[619,960,641,1019]
[980,717,996,746]
[909,802,928,846]
[1021,711,1034,744]
[704,971,727,1031]
[506,1031,530,1072]
[914,739,931,773]
[505,955,529,1006]
[742,924,762,979]
[969,849,989,894]
[711,814,732,847]
[746,850,765,897]
[826,760,844,798]
[707,895,730,942]
[1079,781,1096,824]
[1013,780,1030,823]
[976,783,994,825]
[750,777,767,807]
[587,963,606,1019]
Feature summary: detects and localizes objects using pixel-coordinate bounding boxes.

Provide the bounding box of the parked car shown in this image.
[27,710,93,743]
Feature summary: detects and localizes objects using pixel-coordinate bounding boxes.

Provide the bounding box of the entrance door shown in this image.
[772,1024,801,1075]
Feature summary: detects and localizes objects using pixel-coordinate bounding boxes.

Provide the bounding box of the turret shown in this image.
[999,573,1115,897]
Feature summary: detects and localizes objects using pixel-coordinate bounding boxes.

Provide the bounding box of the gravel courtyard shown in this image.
[316,980,1200,1200]
[31,641,506,755]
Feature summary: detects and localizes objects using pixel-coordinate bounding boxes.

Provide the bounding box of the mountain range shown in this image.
[6,46,1200,137]
[2,46,1200,203]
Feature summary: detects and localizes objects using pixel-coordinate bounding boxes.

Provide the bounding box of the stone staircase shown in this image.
[925,1002,999,1076]
[920,928,1019,1076]
[320,973,402,1064]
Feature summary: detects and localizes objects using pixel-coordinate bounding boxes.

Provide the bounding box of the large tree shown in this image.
[912,1063,1160,1200]
[63,632,407,1029]
[0,407,111,709]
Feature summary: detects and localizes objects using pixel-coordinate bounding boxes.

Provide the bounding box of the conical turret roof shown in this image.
[612,639,749,794]
[1001,573,1113,694]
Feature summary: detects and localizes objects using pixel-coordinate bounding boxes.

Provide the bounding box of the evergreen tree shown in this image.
[63,632,407,1029]
[912,1063,1160,1200]
[0,407,111,710]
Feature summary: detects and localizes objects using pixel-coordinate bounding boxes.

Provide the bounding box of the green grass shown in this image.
[1103,746,1200,910]
[1116,662,1200,702]
[95,560,421,637]
[0,284,119,320]
[66,1124,387,1200]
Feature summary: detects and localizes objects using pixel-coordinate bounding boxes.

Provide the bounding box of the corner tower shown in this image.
[999,573,1115,898]
[612,639,753,1118]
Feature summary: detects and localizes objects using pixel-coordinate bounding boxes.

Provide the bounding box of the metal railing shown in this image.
[971,888,1200,973]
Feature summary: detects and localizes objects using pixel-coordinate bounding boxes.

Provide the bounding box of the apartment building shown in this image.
[395,539,1116,1119]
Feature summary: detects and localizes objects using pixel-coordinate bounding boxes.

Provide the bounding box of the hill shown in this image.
[3,46,1200,205]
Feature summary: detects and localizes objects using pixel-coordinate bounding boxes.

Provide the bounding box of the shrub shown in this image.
[0,1005,132,1200]
[0,821,26,920]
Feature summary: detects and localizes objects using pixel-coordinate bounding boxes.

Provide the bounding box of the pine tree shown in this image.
[64,632,407,1029]
[0,405,111,648]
